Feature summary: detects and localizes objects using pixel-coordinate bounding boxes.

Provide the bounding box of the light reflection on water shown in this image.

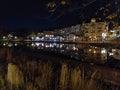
[2,42,120,64]
[0,42,120,90]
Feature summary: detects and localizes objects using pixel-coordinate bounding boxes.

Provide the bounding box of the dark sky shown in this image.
[0,0,55,29]
[0,0,118,30]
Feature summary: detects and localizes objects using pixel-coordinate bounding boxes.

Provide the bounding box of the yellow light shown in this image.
[49,9,55,12]
[89,49,91,52]
[61,1,66,5]
[47,2,56,8]
[93,51,96,54]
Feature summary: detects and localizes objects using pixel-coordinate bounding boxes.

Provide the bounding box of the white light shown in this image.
[3,36,6,39]
[73,46,76,50]
[110,30,115,32]
[40,37,44,40]
[31,43,35,47]
[35,43,40,46]
[50,44,53,47]
[45,45,49,48]
[35,37,40,40]
[14,36,17,39]
[3,43,6,46]
[41,43,44,46]
[112,49,116,52]
[73,36,76,40]
[60,44,63,48]
[45,35,48,37]
[8,43,13,47]
[101,50,106,54]
[101,48,107,54]
[15,43,18,46]
[102,32,107,38]
[109,53,114,56]
[31,37,34,40]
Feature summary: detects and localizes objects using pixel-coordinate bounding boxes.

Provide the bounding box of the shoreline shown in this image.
[0,40,120,44]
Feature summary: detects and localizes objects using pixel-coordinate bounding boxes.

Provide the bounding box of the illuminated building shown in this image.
[82,18,109,41]
[43,31,54,41]
[106,26,120,41]
[68,33,76,42]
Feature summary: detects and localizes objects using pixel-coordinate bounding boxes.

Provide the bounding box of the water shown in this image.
[0,42,120,90]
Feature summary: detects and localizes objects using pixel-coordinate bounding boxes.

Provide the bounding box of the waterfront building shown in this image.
[68,33,76,42]
[82,18,109,41]
[107,26,120,40]
[43,31,54,41]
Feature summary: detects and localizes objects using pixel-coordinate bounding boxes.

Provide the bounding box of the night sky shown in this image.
[0,0,119,30]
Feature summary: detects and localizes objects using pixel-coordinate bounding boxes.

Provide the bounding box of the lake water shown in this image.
[0,42,120,90]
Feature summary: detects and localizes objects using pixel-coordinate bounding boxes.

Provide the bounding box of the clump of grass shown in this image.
[70,66,82,90]
[59,62,102,90]
[26,82,37,90]
[59,63,70,90]
[34,62,53,90]
[0,74,6,90]
[7,63,24,89]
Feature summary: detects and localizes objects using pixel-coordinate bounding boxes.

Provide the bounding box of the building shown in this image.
[82,18,109,41]
[68,33,76,42]
[43,31,54,41]
[106,26,120,41]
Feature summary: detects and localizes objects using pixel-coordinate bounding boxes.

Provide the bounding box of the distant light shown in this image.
[110,30,115,32]
[35,43,40,46]
[41,43,44,47]
[50,44,53,47]
[41,37,44,40]
[61,1,66,5]
[3,36,6,39]
[8,43,13,47]
[109,53,114,56]
[45,35,48,37]
[89,49,91,52]
[35,37,40,40]
[112,49,116,52]
[101,48,107,54]
[8,34,13,38]
[91,18,96,22]
[73,46,78,51]
[14,36,17,39]
[31,37,34,40]
[3,43,6,46]
[45,45,49,48]
[60,44,63,48]
[31,43,35,47]
[15,43,18,46]
[93,51,96,54]
[102,32,107,38]
[53,43,57,46]
[47,2,56,8]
